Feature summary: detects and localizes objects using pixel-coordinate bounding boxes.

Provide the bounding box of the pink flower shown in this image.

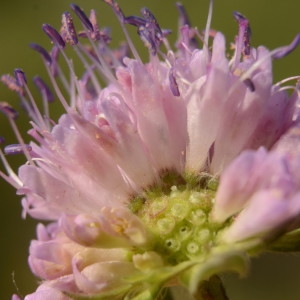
[212,125,300,242]
[1,1,300,299]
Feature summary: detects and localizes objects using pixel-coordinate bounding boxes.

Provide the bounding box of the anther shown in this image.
[176,2,191,27]
[125,16,146,27]
[29,43,52,65]
[70,4,94,32]
[49,46,61,77]
[102,0,125,23]
[169,67,180,97]
[137,26,157,55]
[88,9,111,42]
[233,11,251,56]
[33,76,54,102]
[141,7,163,55]
[176,3,198,50]
[61,12,78,45]
[4,144,32,155]
[141,7,161,30]
[272,34,300,59]
[1,75,24,95]
[14,69,27,87]
[0,102,19,120]
[128,8,164,56]
[42,24,66,48]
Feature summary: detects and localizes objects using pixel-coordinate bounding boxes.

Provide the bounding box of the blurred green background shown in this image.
[0,0,299,299]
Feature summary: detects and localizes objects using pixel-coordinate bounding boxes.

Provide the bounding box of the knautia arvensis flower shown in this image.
[2,1,300,299]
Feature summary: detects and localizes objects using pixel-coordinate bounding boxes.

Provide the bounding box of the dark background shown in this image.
[0,0,300,299]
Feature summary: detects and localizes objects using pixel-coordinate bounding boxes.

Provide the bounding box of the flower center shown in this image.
[129,172,221,264]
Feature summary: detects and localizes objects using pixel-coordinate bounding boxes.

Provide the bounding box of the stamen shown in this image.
[176,2,191,27]
[70,3,94,32]
[1,74,24,95]
[126,10,162,56]
[49,46,60,77]
[33,76,54,130]
[137,26,156,55]
[33,76,54,103]
[31,44,70,111]
[175,3,198,50]
[0,102,19,120]
[76,35,117,84]
[230,11,251,70]
[102,0,141,61]
[14,69,48,130]
[61,12,78,45]
[102,0,125,23]
[42,24,66,48]
[4,144,32,155]
[141,7,163,55]
[14,69,27,87]
[125,16,146,27]
[239,35,300,85]
[272,34,300,59]
[169,67,180,97]
[43,52,71,111]
[0,102,33,165]
[33,76,54,129]
[204,0,214,62]
[29,43,52,65]
[274,76,300,88]
[0,146,22,188]
[74,45,102,95]
[89,9,104,41]
[233,11,251,56]
[141,8,162,35]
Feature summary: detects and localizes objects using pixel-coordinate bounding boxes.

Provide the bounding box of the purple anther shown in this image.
[176,2,191,27]
[175,3,197,50]
[124,16,146,27]
[0,136,5,144]
[29,43,52,65]
[50,46,60,77]
[272,34,300,59]
[61,12,78,45]
[0,102,19,119]
[70,4,94,32]
[243,78,255,92]
[1,75,24,95]
[169,67,180,97]
[33,76,54,102]
[4,144,32,155]
[102,0,125,23]
[42,24,66,48]
[233,11,251,56]
[137,26,157,55]
[126,8,163,55]
[141,7,162,36]
[14,69,27,87]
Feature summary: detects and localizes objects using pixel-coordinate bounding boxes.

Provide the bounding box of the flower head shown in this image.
[1,1,300,299]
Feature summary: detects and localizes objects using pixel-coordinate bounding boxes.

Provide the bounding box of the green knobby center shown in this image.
[129,171,223,265]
